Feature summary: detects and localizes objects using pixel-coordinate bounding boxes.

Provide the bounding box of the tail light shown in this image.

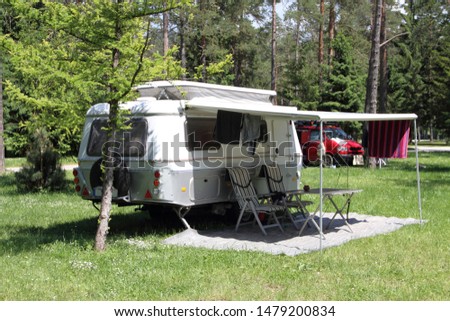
[73,168,81,193]
[73,168,89,197]
[153,170,161,186]
[153,170,161,195]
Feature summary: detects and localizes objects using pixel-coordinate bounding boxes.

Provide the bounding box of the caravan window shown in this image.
[186,117,220,150]
[87,118,148,157]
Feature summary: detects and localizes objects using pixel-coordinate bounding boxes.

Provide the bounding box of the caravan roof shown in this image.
[88,81,417,122]
[136,80,276,103]
[86,100,183,117]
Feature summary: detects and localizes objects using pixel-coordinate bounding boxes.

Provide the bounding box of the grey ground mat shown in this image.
[163,213,423,256]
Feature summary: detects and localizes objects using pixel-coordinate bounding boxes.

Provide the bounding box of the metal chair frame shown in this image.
[228,167,284,235]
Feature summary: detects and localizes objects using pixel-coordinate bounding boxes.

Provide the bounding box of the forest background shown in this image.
[0,0,449,161]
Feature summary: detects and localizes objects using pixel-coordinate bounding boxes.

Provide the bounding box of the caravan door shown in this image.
[268,117,302,191]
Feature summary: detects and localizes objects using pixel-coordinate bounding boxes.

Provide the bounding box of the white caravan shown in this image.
[73,81,303,227]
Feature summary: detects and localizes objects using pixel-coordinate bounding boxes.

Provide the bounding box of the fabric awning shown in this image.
[186,97,418,121]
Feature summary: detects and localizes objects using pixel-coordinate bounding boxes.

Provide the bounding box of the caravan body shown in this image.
[74,81,303,221]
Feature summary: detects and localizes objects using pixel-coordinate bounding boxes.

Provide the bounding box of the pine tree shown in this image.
[15,128,67,192]
[320,32,365,114]
[388,0,449,140]
[364,0,383,168]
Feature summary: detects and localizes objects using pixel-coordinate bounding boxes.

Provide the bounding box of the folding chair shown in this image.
[227,167,284,235]
[263,164,313,229]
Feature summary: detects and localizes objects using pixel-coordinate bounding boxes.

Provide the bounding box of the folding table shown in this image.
[298,188,363,237]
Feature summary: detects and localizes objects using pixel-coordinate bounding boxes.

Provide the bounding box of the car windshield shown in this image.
[331,128,349,139]
[308,127,350,141]
[310,130,320,141]
[324,130,333,139]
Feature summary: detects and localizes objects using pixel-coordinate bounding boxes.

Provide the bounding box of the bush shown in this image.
[15,129,67,192]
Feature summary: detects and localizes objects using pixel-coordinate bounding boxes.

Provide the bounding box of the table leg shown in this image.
[298,203,325,239]
[325,194,354,232]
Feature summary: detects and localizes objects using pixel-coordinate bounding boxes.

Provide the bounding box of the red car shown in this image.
[296,123,364,166]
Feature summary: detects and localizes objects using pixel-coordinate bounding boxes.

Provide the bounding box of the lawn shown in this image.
[0,152,449,300]
[5,156,78,168]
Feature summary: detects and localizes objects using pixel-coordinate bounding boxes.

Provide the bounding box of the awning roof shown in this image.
[298,110,418,121]
[186,97,418,121]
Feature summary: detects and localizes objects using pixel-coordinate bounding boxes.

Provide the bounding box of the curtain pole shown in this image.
[413,119,423,225]
[319,121,324,251]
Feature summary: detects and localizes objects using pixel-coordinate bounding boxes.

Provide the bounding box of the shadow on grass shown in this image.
[383,161,450,188]
[390,162,450,174]
[0,172,76,196]
[385,175,450,189]
[0,206,234,254]
[0,173,16,188]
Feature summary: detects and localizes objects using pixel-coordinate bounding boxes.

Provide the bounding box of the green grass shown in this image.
[5,156,78,168]
[416,140,449,146]
[0,153,449,300]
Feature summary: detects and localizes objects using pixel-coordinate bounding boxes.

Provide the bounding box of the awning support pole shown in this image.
[319,121,324,252]
[413,119,423,225]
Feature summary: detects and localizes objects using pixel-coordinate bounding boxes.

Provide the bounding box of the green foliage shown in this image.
[181,0,268,86]
[14,128,67,192]
[194,53,234,84]
[320,33,365,114]
[388,0,449,140]
[278,0,321,109]
[1,0,190,156]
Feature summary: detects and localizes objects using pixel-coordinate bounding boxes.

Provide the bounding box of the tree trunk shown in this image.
[364,0,383,168]
[200,0,207,82]
[294,1,302,98]
[0,59,4,174]
[328,0,336,70]
[201,34,207,81]
[233,47,242,87]
[430,122,434,142]
[94,154,115,251]
[94,78,120,251]
[163,11,169,55]
[179,12,187,80]
[94,3,123,251]
[378,0,388,113]
[294,3,300,66]
[318,0,325,87]
[365,0,382,114]
[271,0,277,92]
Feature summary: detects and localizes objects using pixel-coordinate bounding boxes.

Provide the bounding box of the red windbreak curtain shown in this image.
[368,120,411,158]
